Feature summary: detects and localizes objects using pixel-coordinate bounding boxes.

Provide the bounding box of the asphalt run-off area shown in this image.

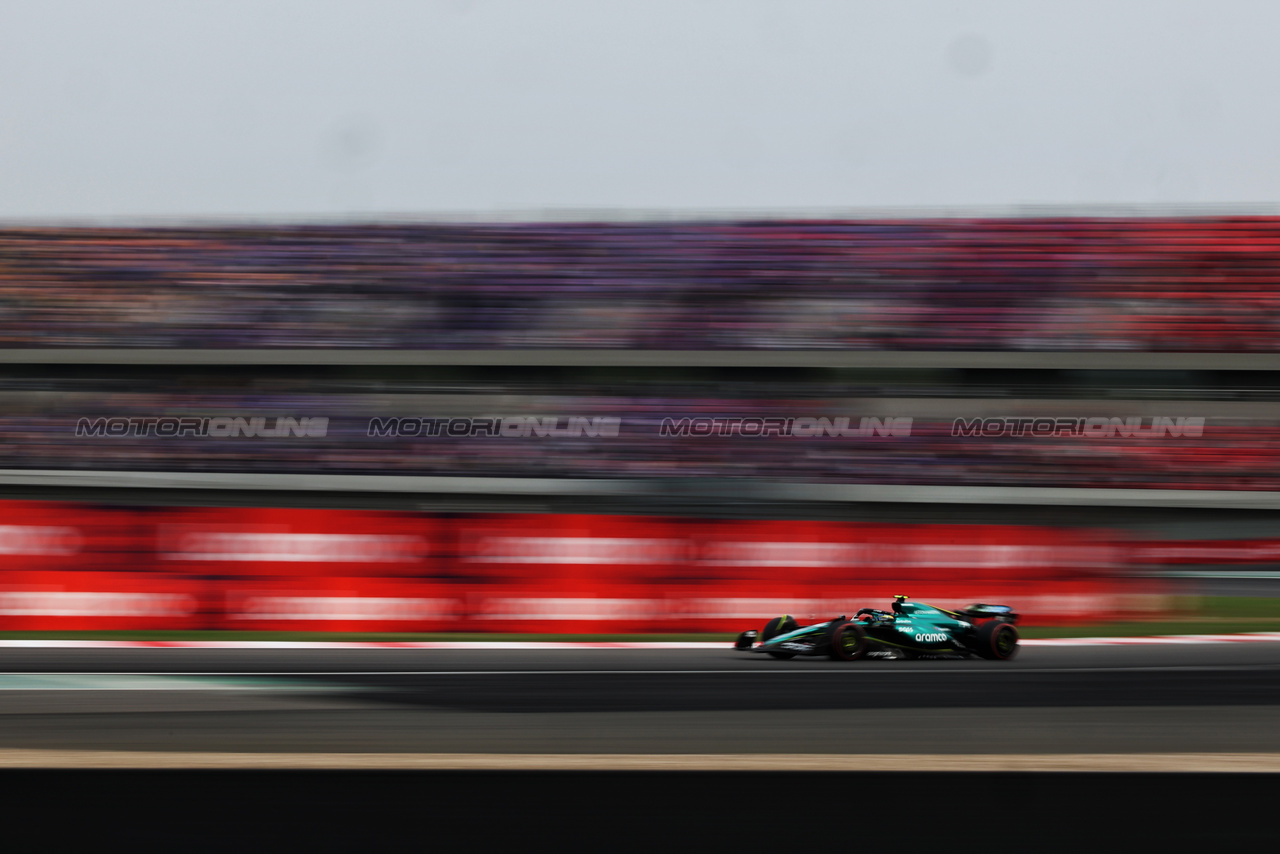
[3,638,1280,770]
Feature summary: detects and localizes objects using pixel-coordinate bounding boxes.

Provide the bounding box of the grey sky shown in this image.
[1,0,1277,219]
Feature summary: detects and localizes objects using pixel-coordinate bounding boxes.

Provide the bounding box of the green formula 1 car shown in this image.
[733,595,1020,661]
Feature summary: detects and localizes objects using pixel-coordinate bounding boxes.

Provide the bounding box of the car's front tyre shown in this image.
[761,615,800,659]
[829,622,868,661]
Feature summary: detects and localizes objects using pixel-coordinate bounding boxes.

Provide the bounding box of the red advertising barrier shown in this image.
[1128,539,1280,565]
[0,500,150,574]
[0,502,201,631]
[155,506,447,631]
[0,570,202,631]
[0,499,1162,632]
[218,576,458,633]
[458,513,687,633]
[157,506,437,578]
[667,519,856,632]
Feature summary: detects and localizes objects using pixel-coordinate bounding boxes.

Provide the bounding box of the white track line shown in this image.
[1,633,1280,650]
[0,674,339,691]
[7,664,1280,676]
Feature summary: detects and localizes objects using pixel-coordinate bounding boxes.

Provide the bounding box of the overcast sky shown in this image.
[1,0,1278,220]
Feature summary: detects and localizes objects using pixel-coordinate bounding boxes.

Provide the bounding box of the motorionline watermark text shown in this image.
[658,417,913,437]
[75,416,329,438]
[367,416,621,438]
[951,417,1205,438]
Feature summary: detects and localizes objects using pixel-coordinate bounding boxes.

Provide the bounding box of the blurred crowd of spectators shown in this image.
[3,387,1278,490]
[4,217,1280,350]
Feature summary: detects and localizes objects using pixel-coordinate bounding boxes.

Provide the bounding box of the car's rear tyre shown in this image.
[829,622,867,661]
[976,621,1019,660]
[762,615,800,659]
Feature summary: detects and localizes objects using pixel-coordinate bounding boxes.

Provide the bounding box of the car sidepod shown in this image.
[864,606,969,656]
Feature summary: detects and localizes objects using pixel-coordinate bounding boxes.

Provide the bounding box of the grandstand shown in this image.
[3,216,1280,512]
[3,216,1280,355]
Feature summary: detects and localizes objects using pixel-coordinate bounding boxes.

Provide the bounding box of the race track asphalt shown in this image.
[3,642,1280,759]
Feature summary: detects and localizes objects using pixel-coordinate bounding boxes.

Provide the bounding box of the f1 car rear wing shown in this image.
[957,603,1019,623]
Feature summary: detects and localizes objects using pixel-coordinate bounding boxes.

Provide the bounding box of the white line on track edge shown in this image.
[5,664,1280,676]
[1,633,1280,650]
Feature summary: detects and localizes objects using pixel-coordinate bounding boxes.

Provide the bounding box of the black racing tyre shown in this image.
[976,620,1019,660]
[829,622,868,661]
[762,615,800,659]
